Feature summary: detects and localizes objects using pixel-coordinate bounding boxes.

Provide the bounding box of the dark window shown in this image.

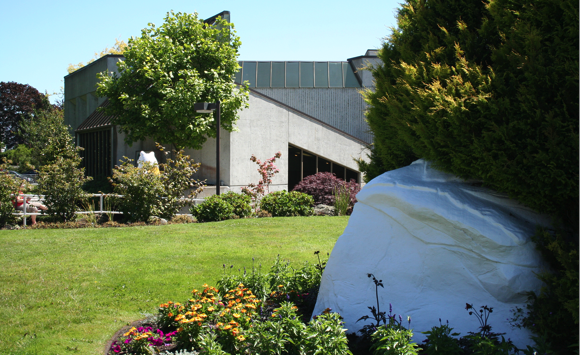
[78,129,112,178]
[346,168,359,183]
[318,157,331,173]
[333,163,345,180]
[303,151,317,179]
[288,146,302,190]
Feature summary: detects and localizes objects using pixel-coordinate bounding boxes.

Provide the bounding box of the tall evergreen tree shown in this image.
[362,0,578,227]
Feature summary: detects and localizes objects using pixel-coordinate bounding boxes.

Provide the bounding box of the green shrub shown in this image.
[259,191,313,217]
[111,160,166,222]
[421,321,462,355]
[219,191,252,218]
[370,325,421,355]
[191,195,235,222]
[112,146,203,222]
[0,159,20,227]
[37,155,91,222]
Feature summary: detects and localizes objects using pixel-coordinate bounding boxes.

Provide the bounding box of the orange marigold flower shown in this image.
[229,321,238,326]
[203,283,209,288]
[168,313,174,317]
[232,328,240,336]
[123,327,137,337]
[277,285,284,288]
[237,335,246,342]
[177,327,183,332]
[207,307,215,312]
[223,325,232,330]
[233,313,241,318]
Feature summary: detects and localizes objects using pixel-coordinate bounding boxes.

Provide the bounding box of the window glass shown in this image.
[303,151,316,178]
[286,62,299,87]
[329,63,343,87]
[343,63,360,87]
[333,163,345,180]
[318,157,331,173]
[300,62,314,87]
[315,62,328,88]
[346,168,359,183]
[257,62,271,87]
[242,62,256,87]
[272,62,285,87]
[288,146,302,190]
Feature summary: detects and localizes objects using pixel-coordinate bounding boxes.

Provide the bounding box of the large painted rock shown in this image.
[313,160,550,349]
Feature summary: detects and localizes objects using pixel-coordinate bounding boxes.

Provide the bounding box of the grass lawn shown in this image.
[0,216,349,355]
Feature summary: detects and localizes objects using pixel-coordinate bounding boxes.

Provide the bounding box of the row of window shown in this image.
[288,145,359,190]
[235,61,360,88]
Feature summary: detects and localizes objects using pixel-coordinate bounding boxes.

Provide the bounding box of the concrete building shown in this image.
[64,29,380,194]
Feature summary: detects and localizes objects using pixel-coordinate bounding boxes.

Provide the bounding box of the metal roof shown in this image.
[76,99,115,132]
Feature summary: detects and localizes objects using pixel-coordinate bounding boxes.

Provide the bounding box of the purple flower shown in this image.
[124,338,132,344]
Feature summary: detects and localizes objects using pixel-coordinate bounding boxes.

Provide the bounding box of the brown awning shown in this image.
[76,99,116,132]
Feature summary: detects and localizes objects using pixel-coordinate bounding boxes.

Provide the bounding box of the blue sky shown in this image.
[0,0,402,104]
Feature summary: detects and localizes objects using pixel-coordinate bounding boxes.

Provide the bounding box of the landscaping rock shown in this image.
[314,204,336,216]
[313,159,550,350]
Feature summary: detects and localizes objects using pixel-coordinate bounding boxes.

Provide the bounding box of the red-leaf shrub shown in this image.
[291,172,360,214]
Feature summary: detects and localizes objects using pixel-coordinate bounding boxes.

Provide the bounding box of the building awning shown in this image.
[76,99,116,132]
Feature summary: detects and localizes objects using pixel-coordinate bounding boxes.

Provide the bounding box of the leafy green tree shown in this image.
[32,111,91,222]
[361,0,578,228]
[19,107,73,168]
[97,11,249,150]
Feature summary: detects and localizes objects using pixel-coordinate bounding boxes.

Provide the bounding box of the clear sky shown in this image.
[0,0,402,104]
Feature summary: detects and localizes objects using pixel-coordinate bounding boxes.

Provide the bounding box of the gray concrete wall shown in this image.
[252,87,372,143]
[226,91,370,193]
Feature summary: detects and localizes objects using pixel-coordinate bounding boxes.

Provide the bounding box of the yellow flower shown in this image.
[203,283,209,288]
[123,327,136,337]
[237,335,246,341]
[207,307,215,312]
[278,285,284,288]
[238,283,245,287]
[232,328,240,336]
[233,313,241,318]
[223,325,233,330]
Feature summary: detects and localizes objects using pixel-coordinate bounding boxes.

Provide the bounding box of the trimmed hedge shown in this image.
[260,191,314,217]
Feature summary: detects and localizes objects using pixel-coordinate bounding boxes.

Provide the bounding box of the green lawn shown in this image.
[0,216,349,355]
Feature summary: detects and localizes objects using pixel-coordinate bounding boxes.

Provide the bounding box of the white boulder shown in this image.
[313,160,550,349]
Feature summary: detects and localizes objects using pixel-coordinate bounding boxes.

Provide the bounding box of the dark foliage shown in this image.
[292,172,360,214]
[361,0,579,229]
[512,228,579,354]
[0,82,51,149]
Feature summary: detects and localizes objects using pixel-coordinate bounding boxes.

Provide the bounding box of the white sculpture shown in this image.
[313,160,550,349]
[137,151,160,175]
